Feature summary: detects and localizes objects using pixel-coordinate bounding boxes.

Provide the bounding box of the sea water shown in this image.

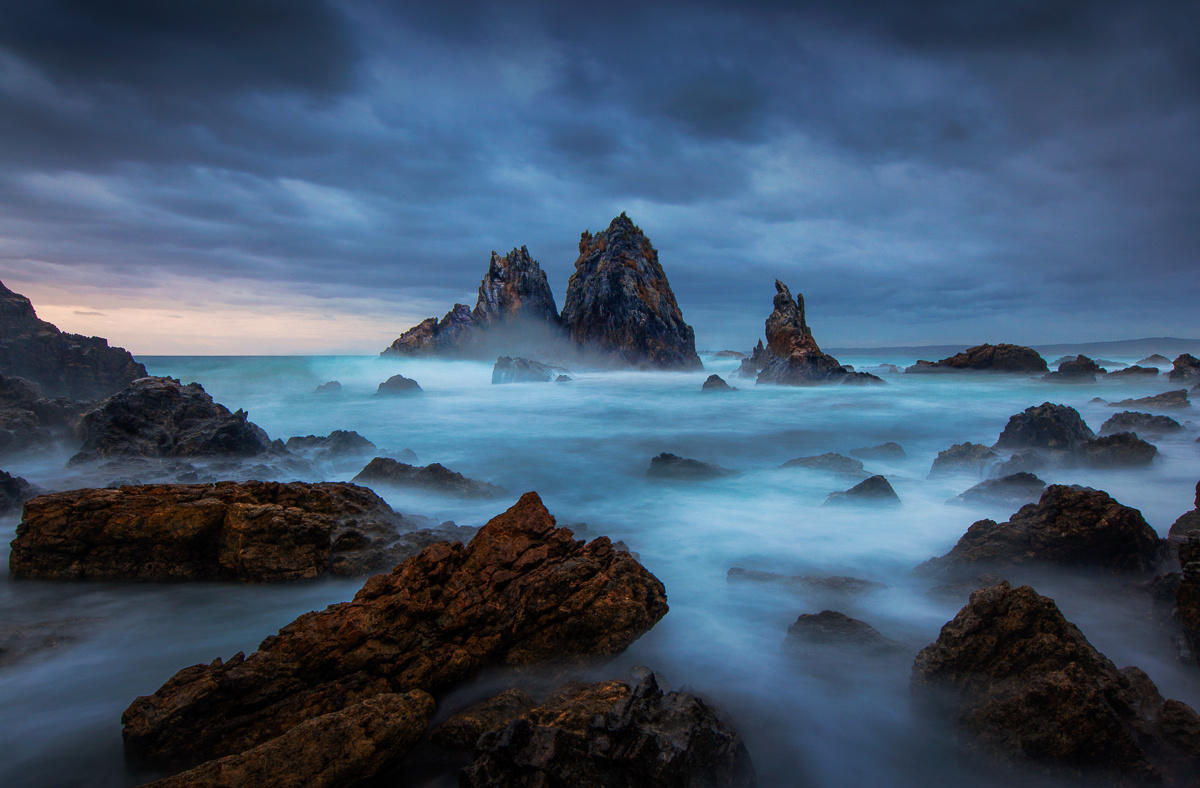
[1,353,1198,786]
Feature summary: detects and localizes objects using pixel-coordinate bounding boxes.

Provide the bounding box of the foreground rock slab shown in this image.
[145,691,435,788]
[462,671,755,788]
[9,481,409,581]
[913,582,1200,785]
[121,492,668,769]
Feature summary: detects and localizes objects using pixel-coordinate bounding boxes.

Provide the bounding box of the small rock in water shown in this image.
[929,442,998,477]
[1169,353,1200,383]
[1137,353,1171,366]
[1108,389,1189,410]
[284,430,376,458]
[994,402,1095,451]
[491,356,567,384]
[905,343,1047,374]
[1100,411,1182,437]
[555,374,572,382]
[1108,365,1159,377]
[646,452,735,481]
[782,452,865,476]
[353,456,506,498]
[956,472,1046,507]
[313,380,341,394]
[784,610,901,655]
[850,441,906,460]
[1077,432,1157,468]
[377,374,422,395]
[824,475,900,506]
[701,374,735,392]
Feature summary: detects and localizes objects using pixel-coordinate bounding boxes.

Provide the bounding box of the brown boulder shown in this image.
[121,492,668,769]
[431,688,538,751]
[913,582,1200,785]
[753,281,877,385]
[9,481,410,582]
[144,691,435,788]
[905,343,1047,374]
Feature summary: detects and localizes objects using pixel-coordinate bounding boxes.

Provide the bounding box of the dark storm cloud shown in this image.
[0,0,1197,350]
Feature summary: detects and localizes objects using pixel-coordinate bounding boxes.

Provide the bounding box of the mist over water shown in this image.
[2,352,1198,786]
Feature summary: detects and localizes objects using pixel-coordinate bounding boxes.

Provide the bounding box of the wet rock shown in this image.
[994,402,1095,450]
[0,469,35,515]
[784,610,900,654]
[377,374,422,395]
[928,442,998,477]
[702,374,734,392]
[1108,389,1190,410]
[912,582,1200,785]
[121,492,669,769]
[0,280,146,400]
[462,671,755,788]
[753,281,879,385]
[1042,355,1103,383]
[313,380,341,394]
[917,485,1162,578]
[431,689,537,750]
[492,357,566,384]
[284,430,376,459]
[1138,354,1171,366]
[646,452,734,481]
[850,441,906,460]
[472,246,561,329]
[726,567,885,595]
[1077,432,1157,468]
[824,475,900,506]
[1169,354,1200,383]
[1108,365,1159,378]
[905,344,1048,374]
[71,377,275,463]
[144,691,436,788]
[9,481,412,582]
[353,457,506,498]
[560,213,701,369]
[781,452,865,476]
[1100,411,1183,437]
[956,472,1046,508]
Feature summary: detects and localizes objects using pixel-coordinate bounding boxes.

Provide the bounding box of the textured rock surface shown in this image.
[995,402,1095,450]
[956,472,1046,508]
[1100,411,1183,437]
[377,374,422,395]
[121,492,669,769]
[0,280,146,400]
[431,689,537,751]
[492,357,564,384]
[646,452,734,481]
[284,430,375,458]
[905,344,1048,374]
[850,441,906,460]
[472,247,561,328]
[1109,389,1190,410]
[560,213,701,369]
[0,469,35,515]
[353,457,506,498]
[929,442,998,477]
[919,485,1162,578]
[9,481,409,581]
[784,610,899,654]
[824,475,900,506]
[782,452,865,476]
[71,377,274,462]
[462,671,755,788]
[754,281,876,385]
[913,582,1200,784]
[1077,432,1157,468]
[702,374,734,392]
[144,691,435,788]
[1169,353,1200,382]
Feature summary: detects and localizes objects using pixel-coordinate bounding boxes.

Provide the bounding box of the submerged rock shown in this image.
[1108,365,1159,378]
[121,492,669,769]
[912,582,1200,785]
[560,213,701,369]
[905,344,1047,374]
[71,377,275,463]
[1100,411,1183,437]
[1169,354,1200,383]
[0,280,146,400]
[646,452,734,481]
[918,485,1162,578]
[784,610,900,654]
[9,481,411,582]
[0,469,35,515]
[284,430,376,459]
[956,472,1046,508]
[781,452,865,476]
[377,374,422,395]
[491,357,566,384]
[702,374,734,392]
[312,380,341,394]
[928,442,998,477]
[353,457,505,498]
[1177,533,1200,667]
[994,402,1095,451]
[824,475,900,506]
[462,671,755,788]
[1109,389,1190,410]
[850,441,906,460]
[144,691,436,788]
[727,567,885,595]
[753,281,879,385]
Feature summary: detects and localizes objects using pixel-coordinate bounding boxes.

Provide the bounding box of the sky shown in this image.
[0,0,1196,354]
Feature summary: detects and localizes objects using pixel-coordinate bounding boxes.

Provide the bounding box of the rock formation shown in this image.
[918,485,1162,579]
[312,380,341,394]
[376,374,422,395]
[1108,365,1158,377]
[784,610,900,654]
[382,303,477,357]
[353,457,506,498]
[492,356,566,384]
[1169,353,1200,383]
[0,469,35,515]
[9,481,413,581]
[824,475,900,506]
[71,377,275,463]
[560,213,701,369]
[956,472,1046,508]
[1077,432,1157,468]
[462,671,755,788]
[0,373,85,453]
[928,442,998,477]
[994,402,1095,450]
[645,452,734,481]
[121,492,669,769]
[1042,354,1104,383]
[1100,411,1183,437]
[0,280,146,400]
[472,246,561,328]
[1108,389,1189,410]
[913,582,1200,784]
[905,344,1047,374]
[284,430,376,459]
[702,374,734,392]
[1138,354,1171,366]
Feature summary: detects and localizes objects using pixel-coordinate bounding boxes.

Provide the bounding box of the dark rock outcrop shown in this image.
[1042,355,1103,383]
[284,430,376,459]
[560,213,701,369]
[781,452,865,476]
[71,377,274,463]
[824,475,900,506]
[0,280,146,400]
[995,402,1095,451]
[121,492,669,769]
[472,246,561,329]
[353,457,505,498]
[850,441,906,460]
[1100,411,1183,437]
[702,374,734,392]
[1077,433,1158,468]
[1109,389,1190,410]
[905,344,1047,374]
[956,473,1046,508]
[784,610,900,654]
[1169,354,1200,383]
[752,281,880,385]
[912,582,1200,785]
[646,452,734,481]
[1138,354,1171,366]
[492,357,565,384]
[0,373,85,453]
[9,481,411,582]
[462,671,755,788]
[313,380,341,394]
[918,485,1162,578]
[377,374,422,395]
[1108,365,1159,378]
[144,691,436,788]
[929,442,998,477]
[0,469,35,515]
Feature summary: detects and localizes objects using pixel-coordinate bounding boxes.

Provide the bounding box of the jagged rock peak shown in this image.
[765,279,820,358]
[472,246,560,327]
[561,213,701,370]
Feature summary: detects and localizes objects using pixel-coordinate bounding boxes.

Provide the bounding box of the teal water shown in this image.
[1,352,1197,786]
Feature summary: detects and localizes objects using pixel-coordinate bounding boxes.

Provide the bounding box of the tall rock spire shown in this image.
[472,246,560,328]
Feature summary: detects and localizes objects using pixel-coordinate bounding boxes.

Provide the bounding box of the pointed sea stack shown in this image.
[754,280,880,385]
[560,213,701,369]
[472,246,560,328]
